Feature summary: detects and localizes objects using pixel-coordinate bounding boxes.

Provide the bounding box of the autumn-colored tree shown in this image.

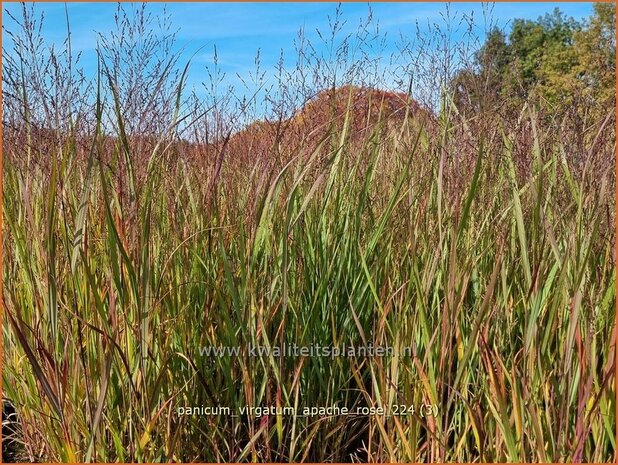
[571,3,616,117]
[452,5,616,121]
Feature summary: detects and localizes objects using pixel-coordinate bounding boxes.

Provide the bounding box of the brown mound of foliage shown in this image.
[168,84,435,214]
[210,85,434,171]
[171,85,435,209]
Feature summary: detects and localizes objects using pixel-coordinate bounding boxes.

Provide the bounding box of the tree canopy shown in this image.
[452,4,616,120]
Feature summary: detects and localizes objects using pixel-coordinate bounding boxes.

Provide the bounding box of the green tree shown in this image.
[508,8,581,105]
[451,28,510,114]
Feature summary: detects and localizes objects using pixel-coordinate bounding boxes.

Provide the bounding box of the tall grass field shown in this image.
[2,3,616,462]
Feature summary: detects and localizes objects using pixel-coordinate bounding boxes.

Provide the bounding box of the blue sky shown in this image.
[2,2,596,106]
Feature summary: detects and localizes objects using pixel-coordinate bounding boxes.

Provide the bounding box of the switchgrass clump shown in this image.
[2,3,615,463]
